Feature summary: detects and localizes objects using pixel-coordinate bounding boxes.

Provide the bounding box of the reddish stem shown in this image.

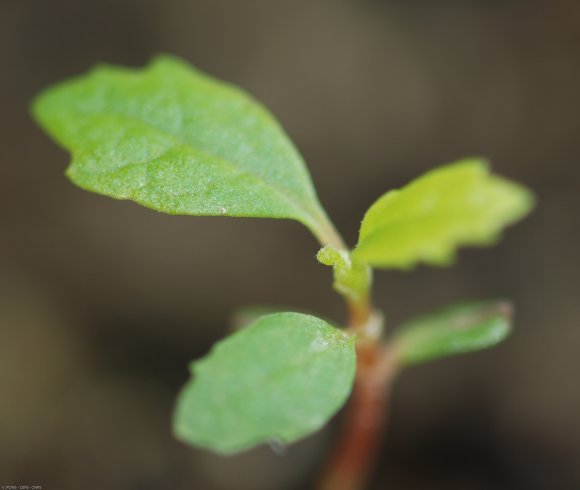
[318,324,398,490]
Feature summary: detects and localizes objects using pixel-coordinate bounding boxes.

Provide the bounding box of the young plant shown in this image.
[32,55,534,490]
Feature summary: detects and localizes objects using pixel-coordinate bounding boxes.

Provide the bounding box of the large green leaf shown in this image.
[32,55,338,244]
[173,312,356,454]
[353,159,534,269]
[392,300,512,365]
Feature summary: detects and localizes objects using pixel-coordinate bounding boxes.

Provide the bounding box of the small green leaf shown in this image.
[316,246,372,303]
[32,55,338,244]
[392,301,512,365]
[173,312,356,454]
[353,159,535,269]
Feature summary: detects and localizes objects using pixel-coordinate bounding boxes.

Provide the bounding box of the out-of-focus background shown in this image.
[1,0,579,489]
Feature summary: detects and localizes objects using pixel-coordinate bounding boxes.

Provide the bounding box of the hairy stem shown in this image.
[318,300,398,490]
[312,219,396,489]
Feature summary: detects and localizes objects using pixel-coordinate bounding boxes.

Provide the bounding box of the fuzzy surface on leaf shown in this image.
[32,55,334,237]
[316,246,372,303]
[392,300,512,365]
[353,159,534,269]
[173,312,356,454]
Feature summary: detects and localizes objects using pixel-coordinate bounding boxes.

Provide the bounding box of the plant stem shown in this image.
[318,299,398,490]
[346,297,373,333]
[311,218,397,489]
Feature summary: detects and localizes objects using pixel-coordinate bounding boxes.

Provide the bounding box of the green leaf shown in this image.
[173,312,356,454]
[353,159,535,269]
[316,246,372,303]
[392,301,512,365]
[32,55,338,245]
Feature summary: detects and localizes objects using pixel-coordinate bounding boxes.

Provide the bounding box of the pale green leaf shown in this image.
[316,246,372,303]
[173,312,356,454]
[353,159,535,269]
[32,55,338,244]
[392,300,512,365]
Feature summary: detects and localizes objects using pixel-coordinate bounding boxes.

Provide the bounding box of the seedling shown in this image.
[32,55,534,490]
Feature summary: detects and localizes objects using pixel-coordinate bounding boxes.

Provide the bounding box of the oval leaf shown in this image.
[392,301,512,365]
[32,55,336,242]
[173,312,356,454]
[353,159,534,269]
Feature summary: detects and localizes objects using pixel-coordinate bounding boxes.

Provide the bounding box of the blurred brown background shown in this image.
[1,0,579,489]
